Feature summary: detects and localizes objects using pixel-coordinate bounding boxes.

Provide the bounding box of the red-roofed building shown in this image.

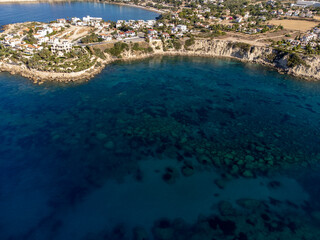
[125,31,136,37]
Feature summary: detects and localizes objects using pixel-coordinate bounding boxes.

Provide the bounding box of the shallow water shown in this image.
[0,2,158,26]
[0,56,320,239]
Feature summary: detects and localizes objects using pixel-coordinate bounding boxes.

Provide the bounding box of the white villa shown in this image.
[83,15,102,22]
[292,0,320,7]
[99,33,113,41]
[83,15,103,26]
[51,39,73,54]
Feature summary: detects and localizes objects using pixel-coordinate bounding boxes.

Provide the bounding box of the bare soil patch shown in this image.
[268,19,319,31]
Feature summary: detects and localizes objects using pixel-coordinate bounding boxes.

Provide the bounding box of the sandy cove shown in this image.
[1,39,320,83]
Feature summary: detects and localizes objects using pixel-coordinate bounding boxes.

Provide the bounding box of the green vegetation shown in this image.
[228,42,251,52]
[81,33,103,43]
[0,44,18,59]
[185,37,195,49]
[132,43,153,53]
[305,44,315,55]
[224,0,248,15]
[93,48,106,60]
[24,47,96,72]
[24,34,37,45]
[274,40,320,56]
[266,52,277,63]
[47,30,58,37]
[173,40,182,50]
[287,53,307,68]
[104,42,129,57]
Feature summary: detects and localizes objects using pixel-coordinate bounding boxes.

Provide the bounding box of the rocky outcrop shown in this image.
[1,39,320,83]
[157,39,320,81]
[289,55,320,80]
[177,39,273,62]
[151,39,320,81]
[0,58,110,83]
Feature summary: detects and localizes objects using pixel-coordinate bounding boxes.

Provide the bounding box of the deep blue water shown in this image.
[1,56,320,239]
[0,1,158,26]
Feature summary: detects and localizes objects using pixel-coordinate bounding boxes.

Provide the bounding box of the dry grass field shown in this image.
[313,16,320,21]
[268,19,319,31]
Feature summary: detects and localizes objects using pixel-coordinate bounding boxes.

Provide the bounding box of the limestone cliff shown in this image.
[147,39,320,81]
[289,55,320,80]
[1,39,320,82]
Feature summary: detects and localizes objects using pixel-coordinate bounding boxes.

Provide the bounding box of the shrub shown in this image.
[131,43,153,53]
[185,37,195,48]
[146,47,153,53]
[266,53,277,62]
[105,42,129,57]
[81,33,103,43]
[287,53,306,68]
[229,42,251,52]
[93,48,106,60]
[24,34,37,45]
[132,43,140,51]
[173,40,182,50]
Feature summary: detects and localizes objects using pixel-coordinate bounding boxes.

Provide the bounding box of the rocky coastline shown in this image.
[1,39,320,83]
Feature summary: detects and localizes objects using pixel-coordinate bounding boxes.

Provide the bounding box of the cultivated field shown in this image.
[268,19,319,31]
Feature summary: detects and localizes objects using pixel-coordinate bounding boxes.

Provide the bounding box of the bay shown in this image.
[0,1,159,26]
[0,56,320,239]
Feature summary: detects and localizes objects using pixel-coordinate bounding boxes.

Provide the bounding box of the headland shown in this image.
[1,0,320,83]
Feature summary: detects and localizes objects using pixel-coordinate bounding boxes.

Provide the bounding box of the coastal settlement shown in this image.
[1,0,320,82]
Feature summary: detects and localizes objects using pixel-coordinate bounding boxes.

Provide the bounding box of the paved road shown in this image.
[76,36,145,47]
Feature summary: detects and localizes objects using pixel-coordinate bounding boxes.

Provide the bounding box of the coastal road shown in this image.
[75,36,146,47]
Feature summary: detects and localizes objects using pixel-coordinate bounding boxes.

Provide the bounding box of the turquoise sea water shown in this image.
[0,1,158,26]
[1,56,320,239]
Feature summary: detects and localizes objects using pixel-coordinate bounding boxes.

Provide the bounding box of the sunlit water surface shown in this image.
[0,1,158,26]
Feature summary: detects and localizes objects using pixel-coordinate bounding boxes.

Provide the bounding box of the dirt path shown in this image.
[221,36,267,47]
[255,31,299,42]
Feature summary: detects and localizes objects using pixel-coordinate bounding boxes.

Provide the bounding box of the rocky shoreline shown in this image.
[1,39,320,83]
[0,59,108,83]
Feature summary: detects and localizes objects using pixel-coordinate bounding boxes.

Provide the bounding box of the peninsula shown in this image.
[1,0,320,83]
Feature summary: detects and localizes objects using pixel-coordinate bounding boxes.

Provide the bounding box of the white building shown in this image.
[147,20,156,27]
[83,15,103,26]
[50,23,66,28]
[125,31,136,38]
[35,27,53,38]
[37,36,49,44]
[116,20,125,28]
[177,25,188,32]
[51,39,73,54]
[5,39,21,48]
[71,17,81,25]
[293,0,320,7]
[57,18,67,24]
[99,34,113,41]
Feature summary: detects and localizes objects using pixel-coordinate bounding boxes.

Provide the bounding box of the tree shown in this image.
[306,44,314,54]
[81,33,103,43]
